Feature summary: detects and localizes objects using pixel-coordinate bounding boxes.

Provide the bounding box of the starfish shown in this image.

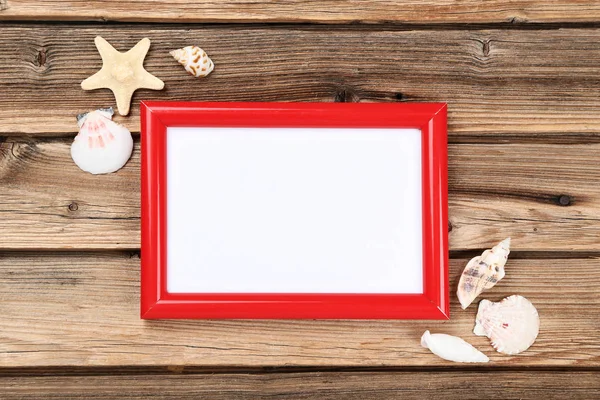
[81,36,164,116]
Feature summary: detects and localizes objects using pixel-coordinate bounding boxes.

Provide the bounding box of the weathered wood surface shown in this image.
[2,25,600,137]
[1,1,600,24]
[0,138,139,249]
[0,253,598,368]
[1,138,598,250]
[1,371,599,399]
[1,3,600,396]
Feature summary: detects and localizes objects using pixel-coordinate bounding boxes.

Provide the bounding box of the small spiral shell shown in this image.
[457,238,511,309]
[170,46,214,78]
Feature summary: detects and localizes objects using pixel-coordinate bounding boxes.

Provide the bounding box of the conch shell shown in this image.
[421,330,489,363]
[457,238,511,309]
[474,295,540,355]
[170,46,214,78]
[71,108,133,174]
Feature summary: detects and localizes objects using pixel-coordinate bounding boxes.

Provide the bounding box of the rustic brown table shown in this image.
[1,1,599,398]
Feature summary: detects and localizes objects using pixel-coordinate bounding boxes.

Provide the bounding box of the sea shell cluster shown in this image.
[71,108,133,174]
[170,46,214,78]
[74,40,216,173]
[422,238,541,363]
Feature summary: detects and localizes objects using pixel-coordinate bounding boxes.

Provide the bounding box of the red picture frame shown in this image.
[141,102,448,319]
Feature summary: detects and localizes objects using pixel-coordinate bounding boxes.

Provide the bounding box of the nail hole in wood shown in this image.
[68,202,79,212]
[448,221,453,232]
[395,93,404,101]
[558,195,571,206]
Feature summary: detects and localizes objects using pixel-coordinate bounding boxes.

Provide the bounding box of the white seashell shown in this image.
[474,295,540,355]
[421,330,489,363]
[457,237,511,309]
[170,46,214,78]
[71,108,133,174]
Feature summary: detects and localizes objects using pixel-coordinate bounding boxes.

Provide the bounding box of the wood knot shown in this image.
[68,202,79,212]
[508,16,527,24]
[334,90,348,102]
[557,195,572,206]
[129,250,141,259]
[334,89,358,103]
[167,365,185,374]
[482,41,490,57]
[8,140,37,159]
[36,47,47,69]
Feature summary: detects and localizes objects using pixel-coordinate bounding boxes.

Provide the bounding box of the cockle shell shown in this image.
[457,237,511,309]
[71,108,133,174]
[474,295,540,355]
[170,46,214,78]
[421,330,489,363]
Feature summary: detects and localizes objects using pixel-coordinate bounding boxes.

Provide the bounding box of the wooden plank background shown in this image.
[1,139,598,250]
[1,371,599,399]
[0,254,598,367]
[0,1,599,398]
[1,1,600,24]
[2,26,600,137]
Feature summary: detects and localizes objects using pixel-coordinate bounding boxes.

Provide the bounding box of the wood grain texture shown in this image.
[0,138,139,249]
[2,25,600,137]
[1,371,599,399]
[0,252,598,368]
[1,138,599,250]
[1,1,600,24]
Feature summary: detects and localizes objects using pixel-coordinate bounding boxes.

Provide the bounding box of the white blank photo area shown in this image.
[166,127,423,294]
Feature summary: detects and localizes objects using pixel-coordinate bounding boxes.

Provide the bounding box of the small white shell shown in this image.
[170,46,214,78]
[421,330,489,363]
[474,295,540,355]
[71,108,133,174]
[457,237,511,309]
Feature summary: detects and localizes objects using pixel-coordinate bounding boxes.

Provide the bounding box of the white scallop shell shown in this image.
[457,237,511,309]
[170,46,214,78]
[421,330,489,363]
[474,295,540,355]
[71,108,133,174]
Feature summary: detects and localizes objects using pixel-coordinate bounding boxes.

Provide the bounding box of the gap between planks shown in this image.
[0,364,599,377]
[3,249,600,259]
[4,133,600,146]
[5,20,600,30]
